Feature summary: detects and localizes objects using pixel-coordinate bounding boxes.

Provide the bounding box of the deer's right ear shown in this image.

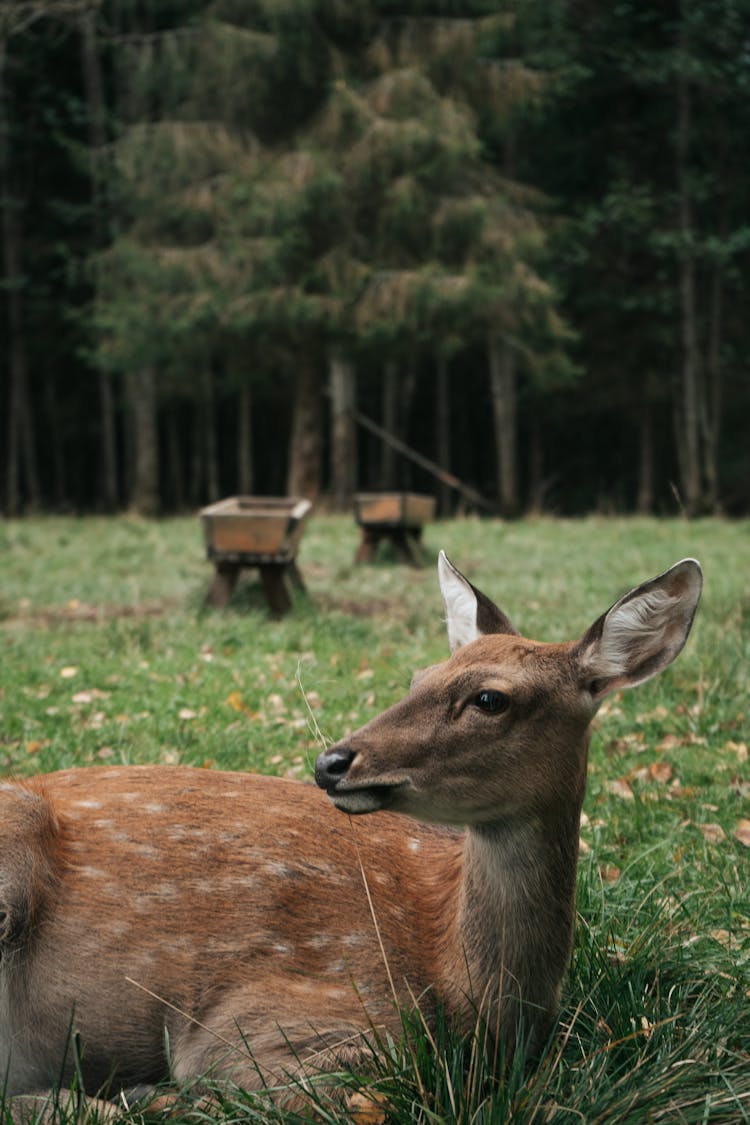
[575,558,703,699]
[438,552,519,652]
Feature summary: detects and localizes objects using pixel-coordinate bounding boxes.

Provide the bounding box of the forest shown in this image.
[2,0,749,518]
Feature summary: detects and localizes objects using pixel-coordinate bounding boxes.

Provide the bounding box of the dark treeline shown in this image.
[2,0,749,518]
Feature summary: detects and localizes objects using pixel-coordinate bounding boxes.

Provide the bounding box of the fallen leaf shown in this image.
[226,691,255,716]
[734,819,750,847]
[72,690,94,704]
[609,734,645,754]
[178,707,197,720]
[600,865,621,883]
[26,740,43,754]
[730,776,750,799]
[697,823,725,844]
[649,761,673,784]
[578,837,591,855]
[346,1091,388,1125]
[725,740,748,763]
[637,705,669,723]
[60,666,78,679]
[607,778,634,801]
[669,780,697,799]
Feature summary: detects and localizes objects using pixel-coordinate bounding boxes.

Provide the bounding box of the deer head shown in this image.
[315,552,703,829]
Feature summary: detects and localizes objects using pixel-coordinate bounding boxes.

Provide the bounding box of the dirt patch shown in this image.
[316,594,407,618]
[1,600,171,628]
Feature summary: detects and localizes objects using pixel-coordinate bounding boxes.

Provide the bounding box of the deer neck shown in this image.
[435,799,584,1047]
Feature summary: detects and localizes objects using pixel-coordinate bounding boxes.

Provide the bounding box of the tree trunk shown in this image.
[165,408,184,511]
[527,411,544,515]
[203,365,220,502]
[381,361,398,489]
[636,396,654,514]
[129,366,159,515]
[190,400,203,505]
[1,42,39,513]
[329,351,357,511]
[45,371,66,509]
[287,359,323,500]
[435,352,451,515]
[237,382,254,494]
[81,8,118,509]
[675,42,702,516]
[488,334,518,518]
[385,357,419,491]
[703,257,723,514]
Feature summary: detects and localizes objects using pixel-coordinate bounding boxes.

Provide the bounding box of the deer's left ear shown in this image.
[575,558,703,699]
[438,551,519,652]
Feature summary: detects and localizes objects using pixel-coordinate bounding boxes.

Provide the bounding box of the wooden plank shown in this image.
[350,409,495,513]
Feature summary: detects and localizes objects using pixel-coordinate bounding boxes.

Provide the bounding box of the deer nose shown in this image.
[315,746,356,791]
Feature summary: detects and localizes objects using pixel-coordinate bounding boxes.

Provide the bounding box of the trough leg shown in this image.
[259,565,293,616]
[401,526,426,567]
[354,528,379,563]
[288,561,306,593]
[207,562,240,607]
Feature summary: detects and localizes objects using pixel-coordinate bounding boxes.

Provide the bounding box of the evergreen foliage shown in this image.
[1,0,749,514]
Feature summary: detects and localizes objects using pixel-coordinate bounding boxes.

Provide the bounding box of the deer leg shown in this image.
[5,1091,125,1125]
[168,998,380,1111]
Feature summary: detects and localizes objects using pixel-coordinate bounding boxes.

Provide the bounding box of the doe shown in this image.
[0,554,702,1118]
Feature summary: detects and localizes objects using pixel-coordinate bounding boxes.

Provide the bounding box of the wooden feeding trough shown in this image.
[353,492,435,566]
[200,496,311,614]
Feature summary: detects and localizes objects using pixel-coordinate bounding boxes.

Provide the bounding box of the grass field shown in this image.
[1,515,749,1122]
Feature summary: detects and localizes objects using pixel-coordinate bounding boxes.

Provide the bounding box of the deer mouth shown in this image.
[328,783,404,815]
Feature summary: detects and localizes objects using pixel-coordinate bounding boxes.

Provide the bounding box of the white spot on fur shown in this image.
[265,861,293,878]
[343,933,369,949]
[155,883,178,898]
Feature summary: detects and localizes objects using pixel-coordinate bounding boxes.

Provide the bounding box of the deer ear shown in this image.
[438,551,519,652]
[575,559,703,699]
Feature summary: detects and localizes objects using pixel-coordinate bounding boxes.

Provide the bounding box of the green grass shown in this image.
[1,515,748,1122]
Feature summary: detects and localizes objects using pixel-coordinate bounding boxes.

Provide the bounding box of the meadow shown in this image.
[1,514,748,1123]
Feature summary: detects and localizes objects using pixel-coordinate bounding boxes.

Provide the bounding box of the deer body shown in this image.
[0,555,702,1113]
[0,768,457,1096]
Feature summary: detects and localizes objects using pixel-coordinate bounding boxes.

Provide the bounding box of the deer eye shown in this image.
[473,689,509,714]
